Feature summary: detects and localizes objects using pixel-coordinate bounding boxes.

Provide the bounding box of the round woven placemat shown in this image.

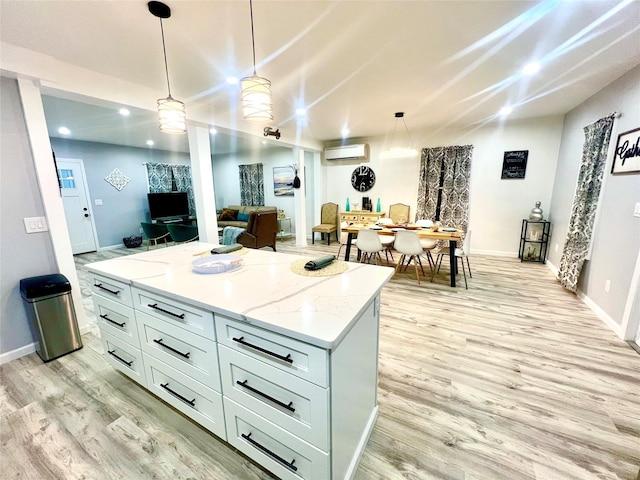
[290,258,349,277]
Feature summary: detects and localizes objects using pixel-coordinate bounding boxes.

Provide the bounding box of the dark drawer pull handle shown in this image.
[95,283,120,295]
[241,432,297,472]
[237,380,295,412]
[160,382,196,407]
[232,336,293,364]
[100,314,125,328]
[148,303,185,320]
[153,338,190,359]
[108,349,133,367]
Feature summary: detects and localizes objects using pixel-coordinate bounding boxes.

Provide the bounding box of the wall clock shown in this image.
[351,166,376,192]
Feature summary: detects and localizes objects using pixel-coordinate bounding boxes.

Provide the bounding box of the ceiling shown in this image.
[2,1,639,152]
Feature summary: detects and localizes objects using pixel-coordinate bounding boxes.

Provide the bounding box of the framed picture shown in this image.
[611,127,640,174]
[273,166,295,196]
[501,150,528,179]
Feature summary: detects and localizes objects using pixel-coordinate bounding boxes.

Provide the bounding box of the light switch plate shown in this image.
[23,216,48,233]
[634,202,640,218]
[95,199,103,206]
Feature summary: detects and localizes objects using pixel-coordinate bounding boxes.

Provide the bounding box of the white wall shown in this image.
[324,115,565,256]
[548,64,640,332]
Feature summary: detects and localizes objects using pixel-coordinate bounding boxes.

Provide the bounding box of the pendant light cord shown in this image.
[159,18,172,97]
[249,0,257,75]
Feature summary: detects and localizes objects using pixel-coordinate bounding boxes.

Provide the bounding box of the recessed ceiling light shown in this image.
[119,108,130,116]
[296,108,306,116]
[523,62,541,75]
[341,127,350,137]
[226,77,239,85]
[58,126,71,135]
[209,127,217,135]
[262,140,267,145]
[146,140,154,146]
[499,106,513,116]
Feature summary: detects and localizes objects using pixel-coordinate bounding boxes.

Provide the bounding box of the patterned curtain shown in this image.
[171,165,195,216]
[416,145,473,234]
[239,163,265,206]
[558,114,616,293]
[145,163,173,192]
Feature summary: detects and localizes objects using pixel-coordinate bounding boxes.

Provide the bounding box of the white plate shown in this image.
[391,228,405,232]
[442,228,457,232]
[370,226,383,230]
[192,254,242,274]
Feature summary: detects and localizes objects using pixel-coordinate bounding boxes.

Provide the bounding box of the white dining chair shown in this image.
[356,229,385,265]
[436,229,472,289]
[393,230,429,284]
[415,219,437,269]
[337,221,357,261]
[375,217,395,263]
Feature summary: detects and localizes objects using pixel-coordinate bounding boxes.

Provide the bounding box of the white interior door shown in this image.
[57,158,98,254]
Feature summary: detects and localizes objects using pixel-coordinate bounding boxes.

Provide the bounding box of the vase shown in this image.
[529,201,544,221]
[346,198,350,212]
[376,198,381,212]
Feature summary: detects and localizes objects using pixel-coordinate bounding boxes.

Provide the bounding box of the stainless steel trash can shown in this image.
[20,273,83,362]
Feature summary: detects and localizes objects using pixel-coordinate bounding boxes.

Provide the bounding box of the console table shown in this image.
[87,244,393,480]
[340,211,384,224]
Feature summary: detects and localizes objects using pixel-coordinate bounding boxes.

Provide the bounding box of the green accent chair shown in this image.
[167,224,199,244]
[140,222,172,250]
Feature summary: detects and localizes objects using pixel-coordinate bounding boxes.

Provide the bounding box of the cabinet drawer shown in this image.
[216,316,328,388]
[100,330,146,387]
[137,310,221,393]
[224,398,329,480]
[144,355,226,440]
[91,274,133,307]
[94,295,139,348]
[133,287,214,339]
[219,345,329,451]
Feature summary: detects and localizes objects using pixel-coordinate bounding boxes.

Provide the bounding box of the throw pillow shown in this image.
[237,212,250,222]
[219,208,239,221]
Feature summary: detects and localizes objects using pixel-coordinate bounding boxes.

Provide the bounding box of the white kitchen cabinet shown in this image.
[87,243,393,479]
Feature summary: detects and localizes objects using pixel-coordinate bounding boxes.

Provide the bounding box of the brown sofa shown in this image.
[217,205,277,229]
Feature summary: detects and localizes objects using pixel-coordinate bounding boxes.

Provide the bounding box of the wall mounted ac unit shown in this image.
[324,143,369,161]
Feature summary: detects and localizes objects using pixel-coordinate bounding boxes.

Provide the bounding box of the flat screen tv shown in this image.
[147,192,189,220]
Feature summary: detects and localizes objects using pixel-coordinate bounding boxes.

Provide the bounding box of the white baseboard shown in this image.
[546,260,559,277]
[577,290,624,339]
[471,249,518,257]
[0,342,36,365]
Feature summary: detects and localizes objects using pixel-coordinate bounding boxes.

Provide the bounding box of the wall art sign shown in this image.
[104,168,130,191]
[273,165,295,196]
[501,150,528,179]
[611,127,640,174]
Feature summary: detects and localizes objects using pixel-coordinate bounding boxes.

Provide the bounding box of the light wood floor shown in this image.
[2,240,639,479]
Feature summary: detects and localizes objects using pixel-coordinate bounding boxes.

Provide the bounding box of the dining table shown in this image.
[341,224,464,287]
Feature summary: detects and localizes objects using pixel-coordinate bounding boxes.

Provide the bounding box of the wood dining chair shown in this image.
[393,230,429,284]
[312,202,339,245]
[388,203,410,224]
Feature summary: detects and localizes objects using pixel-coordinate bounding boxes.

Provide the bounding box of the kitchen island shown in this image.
[86,242,393,480]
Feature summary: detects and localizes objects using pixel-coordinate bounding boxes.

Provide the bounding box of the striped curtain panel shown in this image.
[239,163,265,206]
[558,113,616,293]
[416,145,473,234]
[171,164,195,216]
[145,163,173,192]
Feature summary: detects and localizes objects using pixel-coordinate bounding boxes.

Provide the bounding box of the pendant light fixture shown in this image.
[148,1,186,134]
[240,0,274,122]
[380,112,418,158]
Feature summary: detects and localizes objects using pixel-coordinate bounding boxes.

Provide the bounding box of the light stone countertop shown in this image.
[86,242,394,349]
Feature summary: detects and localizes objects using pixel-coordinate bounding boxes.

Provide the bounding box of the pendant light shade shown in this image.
[241,74,274,122]
[241,0,273,122]
[157,96,186,134]
[381,112,417,158]
[149,1,186,134]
